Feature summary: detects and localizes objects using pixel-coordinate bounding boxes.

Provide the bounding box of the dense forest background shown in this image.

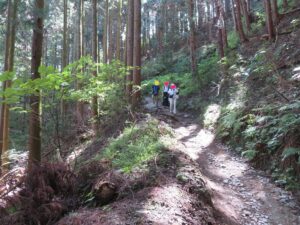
[0,0,300,224]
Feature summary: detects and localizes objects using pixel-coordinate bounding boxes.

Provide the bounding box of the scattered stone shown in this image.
[183,114,189,118]
[243,210,251,217]
[223,179,229,184]
[176,173,190,183]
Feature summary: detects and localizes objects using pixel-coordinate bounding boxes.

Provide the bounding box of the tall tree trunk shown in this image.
[234,0,248,42]
[221,2,228,49]
[241,0,251,32]
[28,0,44,167]
[271,0,279,25]
[231,0,238,31]
[145,4,151,57]
[132,0,141,109]
[92,0,98,134]
[225,0,231,18]
[187,0,197,76]
[103,0,108,63]
[208,1,214,42]
[264,0,275,40]
[216,0,225,58]
[197,0,203,33]
[116,0,122,60]
[1,0,18,173]
[108,12,113,63]
[0,0,12,173]
[62,0,68,69]
[61,0,68,117]
[76,0,84,124]
[126,0,134,99]
[246,0,250,12]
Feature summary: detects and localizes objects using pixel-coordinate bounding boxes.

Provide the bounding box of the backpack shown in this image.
[152,85,159,96]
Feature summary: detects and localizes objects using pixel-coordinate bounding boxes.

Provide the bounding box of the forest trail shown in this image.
[145,97,300,225]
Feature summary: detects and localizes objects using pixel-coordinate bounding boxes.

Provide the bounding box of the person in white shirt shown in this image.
[168,83,179,114]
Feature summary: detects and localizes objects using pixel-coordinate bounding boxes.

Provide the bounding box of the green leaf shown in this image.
[282,147,300,160]
[241,150,257,160]
[0,71,15,82]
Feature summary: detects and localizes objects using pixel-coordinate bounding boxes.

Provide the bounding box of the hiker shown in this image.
[162,81,170,107]
[168,83,179,114]
[152,80,160,107]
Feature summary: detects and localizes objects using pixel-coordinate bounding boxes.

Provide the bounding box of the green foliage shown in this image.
[242,126,257,139]
[217,100,300,189]
[196,53,219,88]
[272,167,300,190]
[248,49,273,75]
[142,57,167,79]
[278,0,297,13]
[197,44,216,60]
[0,57,128,106]
[96,119,166,173]
[279,101,300,111]
[227,31,239,49]
[282,147,300,161]
[241,150,257,160]
[251,11,265,33]
[217,109,241,138]
[169,54,190,74]
[0,57,129,150]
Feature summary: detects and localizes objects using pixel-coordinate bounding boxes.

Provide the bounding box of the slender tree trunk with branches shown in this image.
[132,0,141,109]
[264,0,275,40]
[126,0,134,100]
[187,0,197,76]
[28,0,44,167]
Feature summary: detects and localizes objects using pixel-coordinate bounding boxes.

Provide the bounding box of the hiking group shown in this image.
[152,80,179,114]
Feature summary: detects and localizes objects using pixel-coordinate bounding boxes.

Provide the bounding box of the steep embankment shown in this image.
[216,5,300,193]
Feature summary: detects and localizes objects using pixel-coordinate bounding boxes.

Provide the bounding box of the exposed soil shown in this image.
[56,98,300,225]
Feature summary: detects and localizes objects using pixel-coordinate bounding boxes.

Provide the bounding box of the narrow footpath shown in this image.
[57,98,300,225]
[146,97,300,225]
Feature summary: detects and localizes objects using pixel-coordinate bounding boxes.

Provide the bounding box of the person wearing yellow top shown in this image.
[152,80,160,108]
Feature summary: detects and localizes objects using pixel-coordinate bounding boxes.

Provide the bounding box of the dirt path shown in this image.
[57,98,299,225]
[147,97,300,225]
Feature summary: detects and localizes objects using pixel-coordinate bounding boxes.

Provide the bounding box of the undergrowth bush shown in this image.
[197,44,216,59]
[196,53,219,89]
[251,11,265,34]
[227,31,239,49]
[142,57,167,79]
[94,119,167,173]
[217,101,300,189]
[168,54,190,74]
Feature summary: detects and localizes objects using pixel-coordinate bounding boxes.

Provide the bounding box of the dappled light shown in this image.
[1,0,300,224]
[203,103,222,128]
[176,125,215,160]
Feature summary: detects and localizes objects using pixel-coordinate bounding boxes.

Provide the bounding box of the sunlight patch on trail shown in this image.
[175,125,215,160]
[203,104,221,128]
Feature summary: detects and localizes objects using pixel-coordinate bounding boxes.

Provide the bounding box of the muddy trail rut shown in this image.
[145,97,300,225]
